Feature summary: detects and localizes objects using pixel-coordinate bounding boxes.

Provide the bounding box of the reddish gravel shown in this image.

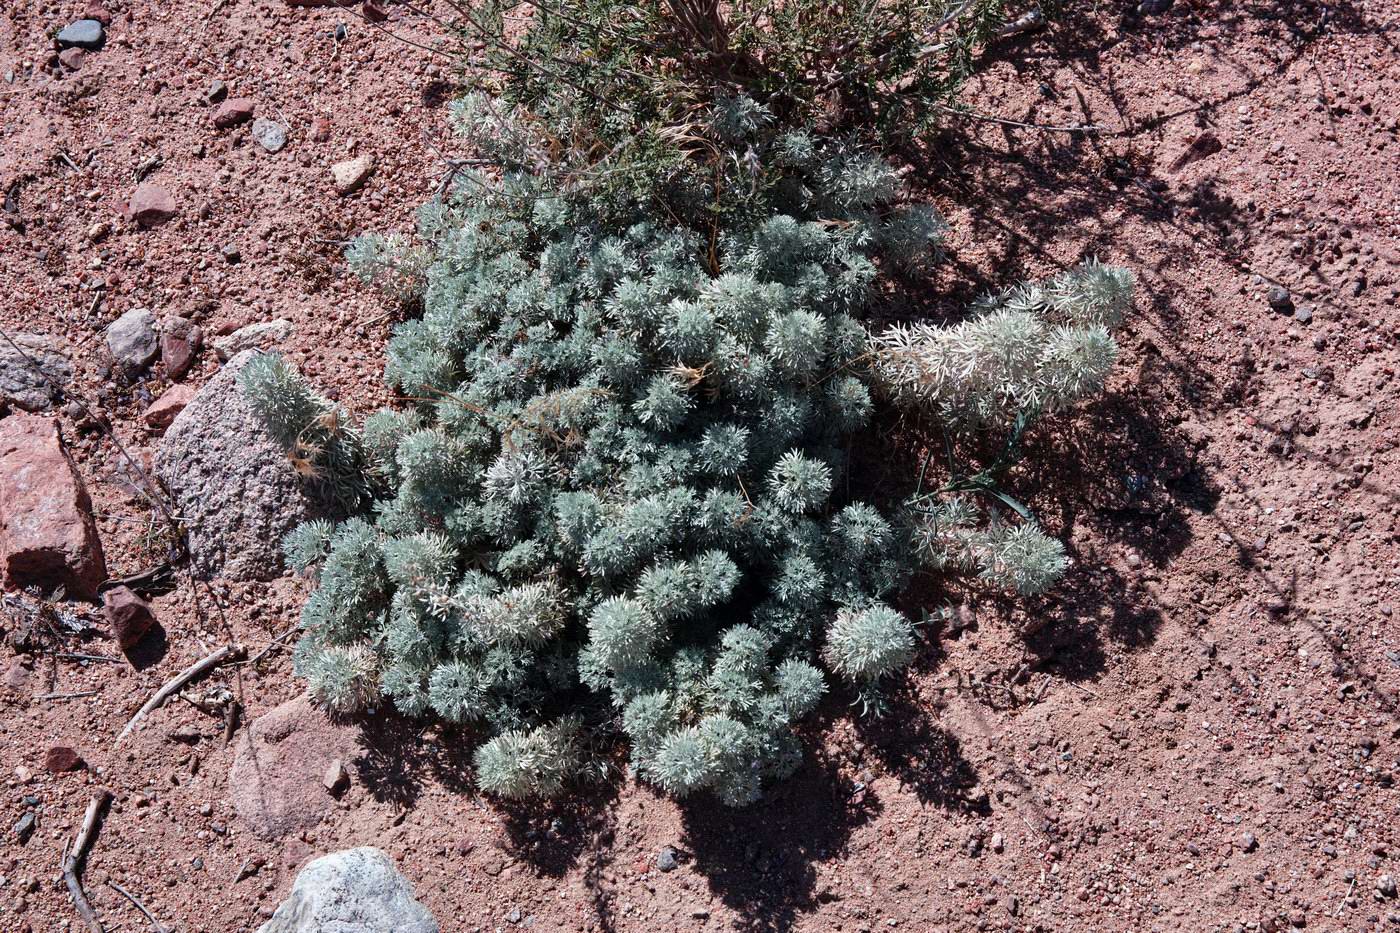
[2,1,1399,932]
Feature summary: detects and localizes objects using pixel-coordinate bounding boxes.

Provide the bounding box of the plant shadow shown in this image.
[675,741,878,933]
[350,715,478,810]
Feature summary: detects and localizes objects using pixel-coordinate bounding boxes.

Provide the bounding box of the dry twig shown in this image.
[118,644,245,742]
[934,102,1103,134]
[64,790,113,933]
[243,625,301,667]
[57,653,123,665]
[224,698,243,746]
[107,881,170,933]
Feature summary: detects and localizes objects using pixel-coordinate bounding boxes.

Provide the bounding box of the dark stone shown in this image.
[56,19,104,51]
[0,332,71,412]
[161,316,203,380]
[103,584,157,650]
[1267,285,1294,312]
[44,746,85,773]
[656,846,679,872]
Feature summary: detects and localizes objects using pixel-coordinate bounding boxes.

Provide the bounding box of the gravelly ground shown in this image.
[2,1,1398,931]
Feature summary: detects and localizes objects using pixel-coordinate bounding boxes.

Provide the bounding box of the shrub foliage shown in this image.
[242,0,1132,806]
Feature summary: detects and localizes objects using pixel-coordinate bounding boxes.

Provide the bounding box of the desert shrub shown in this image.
[443,0,1032,227]
[244,0,1131,806]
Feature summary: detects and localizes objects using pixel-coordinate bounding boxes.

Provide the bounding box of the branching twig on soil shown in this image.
[242,625,301,667]
[107,881,170,933]
[325,0,462,59]
[118,644,245,742]
[64,790,113,933]
[934,103,1103,134]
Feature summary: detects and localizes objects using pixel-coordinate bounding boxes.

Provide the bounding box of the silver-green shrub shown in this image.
[246,91,1131,807]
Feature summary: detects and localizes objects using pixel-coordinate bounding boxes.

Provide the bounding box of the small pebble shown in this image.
[12,813,35,843]
[56,19,104,51]
[656,846,679,872]
[250,118,287,154]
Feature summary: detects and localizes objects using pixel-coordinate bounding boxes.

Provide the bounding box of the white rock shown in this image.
[258,848,438,933]
[211,319,293,362]
[331,154,375,195]
[251,118,288,153]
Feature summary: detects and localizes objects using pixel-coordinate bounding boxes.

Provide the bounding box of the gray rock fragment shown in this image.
[56,19,104,50]
[211,319,293,362]
[155,350,315,580]
[257,848,438,933]
[0,333,71,412]
[105,308,159,374]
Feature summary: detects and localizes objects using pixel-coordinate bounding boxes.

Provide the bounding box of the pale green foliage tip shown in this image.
[870,260,1132,428]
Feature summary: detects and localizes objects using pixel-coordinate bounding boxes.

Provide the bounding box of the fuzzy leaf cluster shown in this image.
[869,259,1133,429]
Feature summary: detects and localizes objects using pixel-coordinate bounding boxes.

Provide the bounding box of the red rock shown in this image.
[58,48,86,70]
[212,97,254,129]
[0,416,106,600]
[128,182,176,227]
[143,384,195,432]
[83,5,112,24]
[229,695,359,839]
[363,0,389,21]
[161,316,203,380]
[103,585,156,650]
[308,116,331,142]
[286,0,361,5]
[44,746,85,773]
[1,659,33,695]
